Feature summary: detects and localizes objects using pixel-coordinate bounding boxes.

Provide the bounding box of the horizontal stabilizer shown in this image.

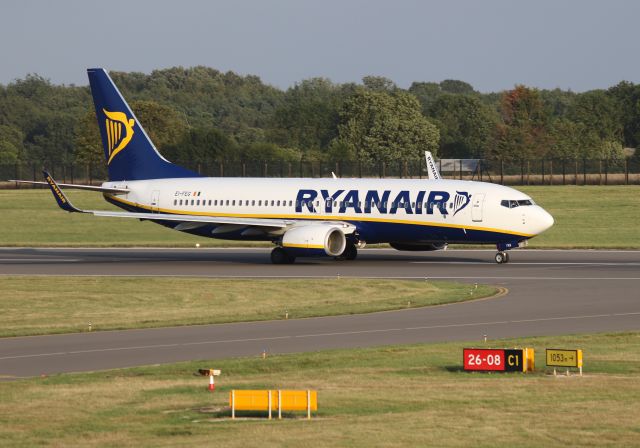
[9,179,129,194]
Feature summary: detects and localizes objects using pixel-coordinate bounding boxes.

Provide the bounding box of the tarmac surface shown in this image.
[1,248,639,379]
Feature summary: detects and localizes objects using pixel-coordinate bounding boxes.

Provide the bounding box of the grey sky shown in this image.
[1,0,638,92]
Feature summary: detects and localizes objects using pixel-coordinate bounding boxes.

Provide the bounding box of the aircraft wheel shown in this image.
[495,252,507,264]
[336,243,358,261]
[271,247,295,264]
[343,243,358,260]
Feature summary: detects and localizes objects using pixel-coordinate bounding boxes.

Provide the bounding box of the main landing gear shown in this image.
[335,242,358,261]
[271,247,296,265]
[494,251,510,264]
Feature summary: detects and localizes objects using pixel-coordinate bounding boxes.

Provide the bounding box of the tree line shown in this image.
[1,66,639,167]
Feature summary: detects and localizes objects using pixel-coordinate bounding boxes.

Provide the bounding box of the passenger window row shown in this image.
[171,198,456,210]
[172,199,296,207]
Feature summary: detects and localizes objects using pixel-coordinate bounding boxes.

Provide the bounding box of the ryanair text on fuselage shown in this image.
[295,189,471,216]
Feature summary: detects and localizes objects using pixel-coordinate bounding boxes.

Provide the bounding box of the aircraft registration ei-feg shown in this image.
[14,68,554,264]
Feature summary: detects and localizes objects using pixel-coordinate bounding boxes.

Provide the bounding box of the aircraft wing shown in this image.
[89,210,292,228]
[41,171,292,229]
[424,151,442,180]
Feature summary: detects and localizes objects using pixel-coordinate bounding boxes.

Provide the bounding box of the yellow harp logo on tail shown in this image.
[103,109,135,164]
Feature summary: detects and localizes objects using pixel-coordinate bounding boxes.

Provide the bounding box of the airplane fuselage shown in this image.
[102,177,553,246]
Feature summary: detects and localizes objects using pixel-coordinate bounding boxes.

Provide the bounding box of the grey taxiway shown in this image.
[0,248,638,379]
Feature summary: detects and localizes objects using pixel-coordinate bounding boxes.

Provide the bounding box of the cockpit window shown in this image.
[501,199,534,208]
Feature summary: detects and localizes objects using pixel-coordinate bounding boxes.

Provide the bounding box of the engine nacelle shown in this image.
[389,242,447,251]
[282,225,347,257]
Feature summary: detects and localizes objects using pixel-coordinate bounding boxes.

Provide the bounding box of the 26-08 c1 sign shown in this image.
[463,348,529,372]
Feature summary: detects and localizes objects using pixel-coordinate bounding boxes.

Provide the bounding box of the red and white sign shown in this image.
[463,348,505,371]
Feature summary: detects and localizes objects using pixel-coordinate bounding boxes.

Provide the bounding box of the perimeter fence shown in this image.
[1,158,639,188]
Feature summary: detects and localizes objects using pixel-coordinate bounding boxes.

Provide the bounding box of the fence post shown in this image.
[562,159,566,185]
[526,160,530,185]
[625,158,629,185]
[583,159,587,185]
[459,160,463,180]
[500,159,504,185]
[549,159,553,185]
[219,161,224,177]
[598,159,602,185]
[541,159,545,185]
[574,159,578,185]
[604,159,608,185]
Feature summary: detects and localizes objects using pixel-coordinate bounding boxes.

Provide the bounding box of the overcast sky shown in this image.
[1,0,639,92]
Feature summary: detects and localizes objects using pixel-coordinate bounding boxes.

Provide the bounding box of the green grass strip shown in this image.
[0,277,497,337]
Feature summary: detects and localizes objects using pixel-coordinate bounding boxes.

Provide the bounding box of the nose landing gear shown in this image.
[495,251,510,264]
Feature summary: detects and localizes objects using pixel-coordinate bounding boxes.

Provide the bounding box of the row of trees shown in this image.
[1,66,639,167]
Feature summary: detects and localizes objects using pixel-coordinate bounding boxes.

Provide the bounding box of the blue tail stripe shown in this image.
[87,68,200,181]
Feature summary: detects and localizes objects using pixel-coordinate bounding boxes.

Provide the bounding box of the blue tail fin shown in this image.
[87,68,200,181]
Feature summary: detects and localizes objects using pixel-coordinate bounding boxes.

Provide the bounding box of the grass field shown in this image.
[0,277,497,337]
[1,332,638,447]
[518,186,639,248]
[0,186,637,248]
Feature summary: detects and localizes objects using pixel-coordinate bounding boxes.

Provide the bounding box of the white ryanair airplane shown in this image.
[15,68,554,264]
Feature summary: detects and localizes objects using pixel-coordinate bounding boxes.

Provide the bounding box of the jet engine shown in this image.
[282,224,347,257]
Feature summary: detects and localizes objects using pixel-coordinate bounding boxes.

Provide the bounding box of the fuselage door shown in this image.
[471,193,485,222]
[151,190,160,212]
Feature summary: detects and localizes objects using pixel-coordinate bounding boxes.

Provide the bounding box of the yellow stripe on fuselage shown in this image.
[104,194,534,238]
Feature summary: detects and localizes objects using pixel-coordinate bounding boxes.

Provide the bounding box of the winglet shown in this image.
[43,171,83,213]
[425,151,441,180]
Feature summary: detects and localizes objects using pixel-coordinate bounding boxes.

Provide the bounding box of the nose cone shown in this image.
[534,207,554,235]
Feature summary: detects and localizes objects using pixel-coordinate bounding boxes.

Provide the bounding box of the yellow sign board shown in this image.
[546,349,583,368]
[230,390,318,411]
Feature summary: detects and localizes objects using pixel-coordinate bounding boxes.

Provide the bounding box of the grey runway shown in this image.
[0,248,639,379]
